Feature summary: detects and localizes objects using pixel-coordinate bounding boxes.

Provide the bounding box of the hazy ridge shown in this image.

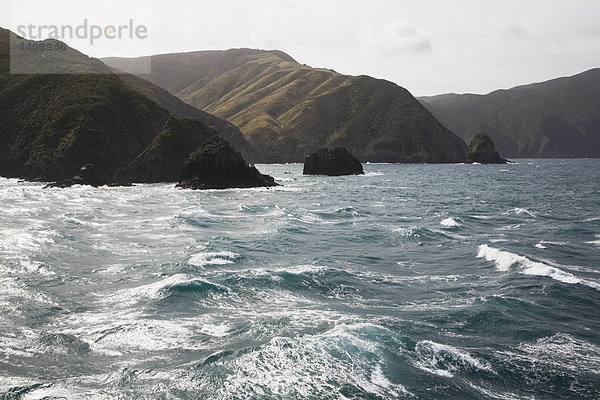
[419,69,600,158]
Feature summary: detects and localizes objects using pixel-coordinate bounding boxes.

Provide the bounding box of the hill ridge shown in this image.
[419,68,600,158]
[103,48,468,163]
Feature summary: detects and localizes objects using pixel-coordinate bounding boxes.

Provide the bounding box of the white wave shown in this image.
[414,340,495,378]
[517,333,600,375]
[391,226,418,236]
[477,245,524,271]
[117,274,191,300]
[0,228,56,275]
[362,172,384,177]
[272,264,330,275]
[505,208,537,217]
[586,235,600,247]
[535,242,547,249]
[477,245,600,290]
[189,251,239,267]
[90,320,198,353]
[110,274,228,303]
[287,212,328,225]
[496,333,600,380]
[440,217,461,227]
[583,217,600,222]
[467,382,527,400]
[0,277,56,305]
[497,224,521,231]
[200,323,410,398]
[539,240,568,246]
[200,323,232,337]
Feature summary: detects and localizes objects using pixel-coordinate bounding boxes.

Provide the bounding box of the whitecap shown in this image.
[267,264,329,275]
[535,242,547,249]
[440,217,461,227]
[91,320,197,352]
[471,215,492,220]
[0,277,56,306]
[505,208,537,217]
[497,224,521,231]
[586,235,600,247]
[200,323,232,337]
[477,244,600,290]
[414,340,495,378]
[539,240,568,246]
[362,172,384,177]
[110,274,229,303]
[189,251,239,267]
[516,333,600,375]
[199,323,410,398]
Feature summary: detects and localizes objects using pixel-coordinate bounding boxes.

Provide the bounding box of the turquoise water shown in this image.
[1,160,599,399]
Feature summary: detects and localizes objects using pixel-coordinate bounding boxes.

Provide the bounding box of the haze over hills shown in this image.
[419,69,600,158]
[0,28,255,182]
[103,49,469,163]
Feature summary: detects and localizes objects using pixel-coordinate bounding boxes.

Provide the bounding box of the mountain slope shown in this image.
[113,72,257,161]
[103,49,468,163]
[419,69,600,158]
[0,29,251,182]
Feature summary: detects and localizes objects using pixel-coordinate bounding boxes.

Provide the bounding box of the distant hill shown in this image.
[112,72,257,161]
[419,69,600,158]
[0,29,255,182]
[103,49,468,163]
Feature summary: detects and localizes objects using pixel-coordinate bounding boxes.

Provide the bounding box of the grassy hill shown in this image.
[103,49,468,163]
[0,29,253,182]
[419,69,600,158]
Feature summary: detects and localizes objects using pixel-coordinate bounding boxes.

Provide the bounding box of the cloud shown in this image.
[356,20,432,55]
[504,24,528,41]
[250,26,288,51]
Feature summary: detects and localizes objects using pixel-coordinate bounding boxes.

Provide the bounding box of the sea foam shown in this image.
[414,340,495,378]
[189,251,239,267]
[441,217,461,227]
[477,244,600,290]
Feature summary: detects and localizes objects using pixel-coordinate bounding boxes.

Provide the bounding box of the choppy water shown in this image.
[1,159,599,399]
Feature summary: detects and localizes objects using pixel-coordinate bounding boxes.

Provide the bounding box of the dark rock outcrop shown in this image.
[176,136,278,190]
[0,30,259,185]
[303,148,364,176]
[465,133,508,164]
[123,117,216,183]
[44,164,109,188]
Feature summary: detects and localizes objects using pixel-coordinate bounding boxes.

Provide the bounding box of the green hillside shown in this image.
[103,49,468,163]
[0,29,251,182]
[419,69,600,158]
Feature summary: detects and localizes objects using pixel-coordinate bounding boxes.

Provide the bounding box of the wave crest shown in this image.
[477,245,600,290]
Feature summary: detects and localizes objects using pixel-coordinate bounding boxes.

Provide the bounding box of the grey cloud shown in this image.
[356,20,432,55]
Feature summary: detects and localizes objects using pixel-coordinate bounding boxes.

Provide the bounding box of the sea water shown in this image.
[1,159,599,399]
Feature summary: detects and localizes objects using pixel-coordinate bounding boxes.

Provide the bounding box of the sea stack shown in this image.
[177,136,278,190]
[465,133,508,164]
[303,147,364,176]
[44,164,108,188]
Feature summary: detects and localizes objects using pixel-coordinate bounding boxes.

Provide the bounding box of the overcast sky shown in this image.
[4,0,600,96]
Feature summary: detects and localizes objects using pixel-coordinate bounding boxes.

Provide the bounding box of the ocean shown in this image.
[1,159,599,399]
